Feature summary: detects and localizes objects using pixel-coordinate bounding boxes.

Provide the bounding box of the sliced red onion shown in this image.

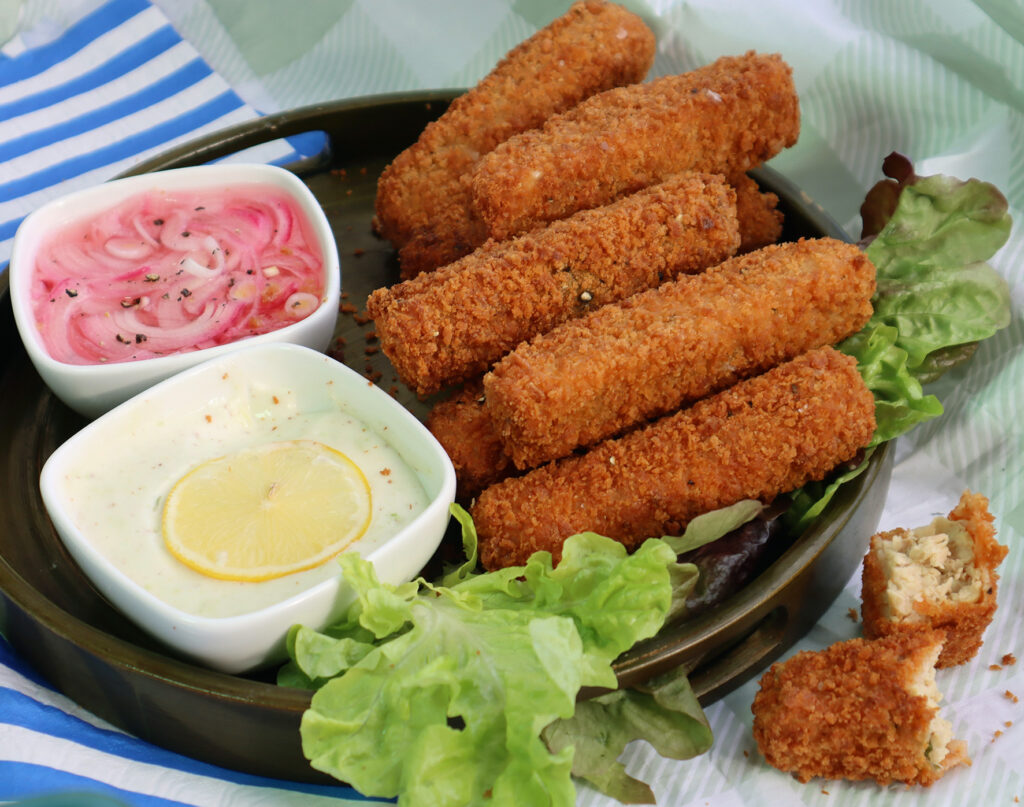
[30,184,325,365]
[105,237,154,261]
[283,292,320,318]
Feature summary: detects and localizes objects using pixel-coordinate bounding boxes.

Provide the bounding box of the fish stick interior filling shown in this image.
[905,639,953,769]
[875,517,984,622]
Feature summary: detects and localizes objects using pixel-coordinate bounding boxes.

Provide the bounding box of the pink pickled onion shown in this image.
[30,184,325,365]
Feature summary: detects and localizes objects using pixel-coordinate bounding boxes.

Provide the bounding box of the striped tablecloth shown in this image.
[0,0,320,272]
[2,0,1023,804]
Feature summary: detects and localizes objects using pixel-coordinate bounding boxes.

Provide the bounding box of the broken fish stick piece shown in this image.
[861,489,1007,667]
[472,347,877,570]
[752,631,970,786]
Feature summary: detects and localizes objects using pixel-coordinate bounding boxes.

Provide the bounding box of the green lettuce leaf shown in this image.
[542,665,713,805]
[789,155,1012,541]
[440,502,481,587]
[838,325,944,446]
[288,528,687,806]
[662,499,764,555]
[785,451,872,534]
[859,154,1012,397]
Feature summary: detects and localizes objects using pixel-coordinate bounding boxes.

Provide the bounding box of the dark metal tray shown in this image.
[0,92,892,783]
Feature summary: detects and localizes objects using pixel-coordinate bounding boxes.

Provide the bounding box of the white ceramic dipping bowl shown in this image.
[39,342,457,673]
[10,164,340,419]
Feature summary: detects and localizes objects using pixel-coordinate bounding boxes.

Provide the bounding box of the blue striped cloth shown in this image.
[0,637,386,805]
[0,0,323,273]
[0,1,374,803]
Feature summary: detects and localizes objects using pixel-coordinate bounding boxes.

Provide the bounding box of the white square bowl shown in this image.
[10,163,340,419]
[39,342,456,673]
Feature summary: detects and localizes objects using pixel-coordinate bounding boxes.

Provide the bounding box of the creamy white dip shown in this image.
[53,382,429,618]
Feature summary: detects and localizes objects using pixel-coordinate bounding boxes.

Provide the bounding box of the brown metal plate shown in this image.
[0,92,892,783]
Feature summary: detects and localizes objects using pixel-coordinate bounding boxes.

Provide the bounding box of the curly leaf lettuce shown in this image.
[542,665,712,805]
[792,154,1011,540]
[838,154,1011,448]
[284,507,692,807]
[839,325,944,446]
[853,154,1011,402]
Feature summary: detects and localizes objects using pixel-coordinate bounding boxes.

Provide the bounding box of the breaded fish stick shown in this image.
[484,238,875,469]
[732,173,784,252]
[374,0,656,277]
[471,51,799,240]
[426,380,513,501]
[752,631,969,785]
[472,347,876,570]
[367,172,740,396]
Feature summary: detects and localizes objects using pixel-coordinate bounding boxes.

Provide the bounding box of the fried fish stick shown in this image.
[367,172,740,396]
[374,0,656,277]
[752,631,969,785]
[484,238,875,469]
[471,51,799,240]
[426,380,513,501]
[472,347,876,570]
[732,173,784,252]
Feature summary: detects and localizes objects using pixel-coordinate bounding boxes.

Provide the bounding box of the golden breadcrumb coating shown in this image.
[752,631,970,786]
[471,51,799,240]
[367,172,740,396]
[861,490,1008,667]
[373,0,656,277]
[426,380,513,502]
[484,238,875,469]
[472,347,875,569]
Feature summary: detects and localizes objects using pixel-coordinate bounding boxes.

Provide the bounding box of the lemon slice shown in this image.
[162,440,372,582]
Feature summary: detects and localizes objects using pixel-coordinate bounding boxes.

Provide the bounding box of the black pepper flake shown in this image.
[246,269,254,275]
[116,334,130,344]
[65,288,78,298]
[153,218,164,225]
[180,288,191,297]
[181,231,191,238]
[194,206,205,211]
[135,334,147,344]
